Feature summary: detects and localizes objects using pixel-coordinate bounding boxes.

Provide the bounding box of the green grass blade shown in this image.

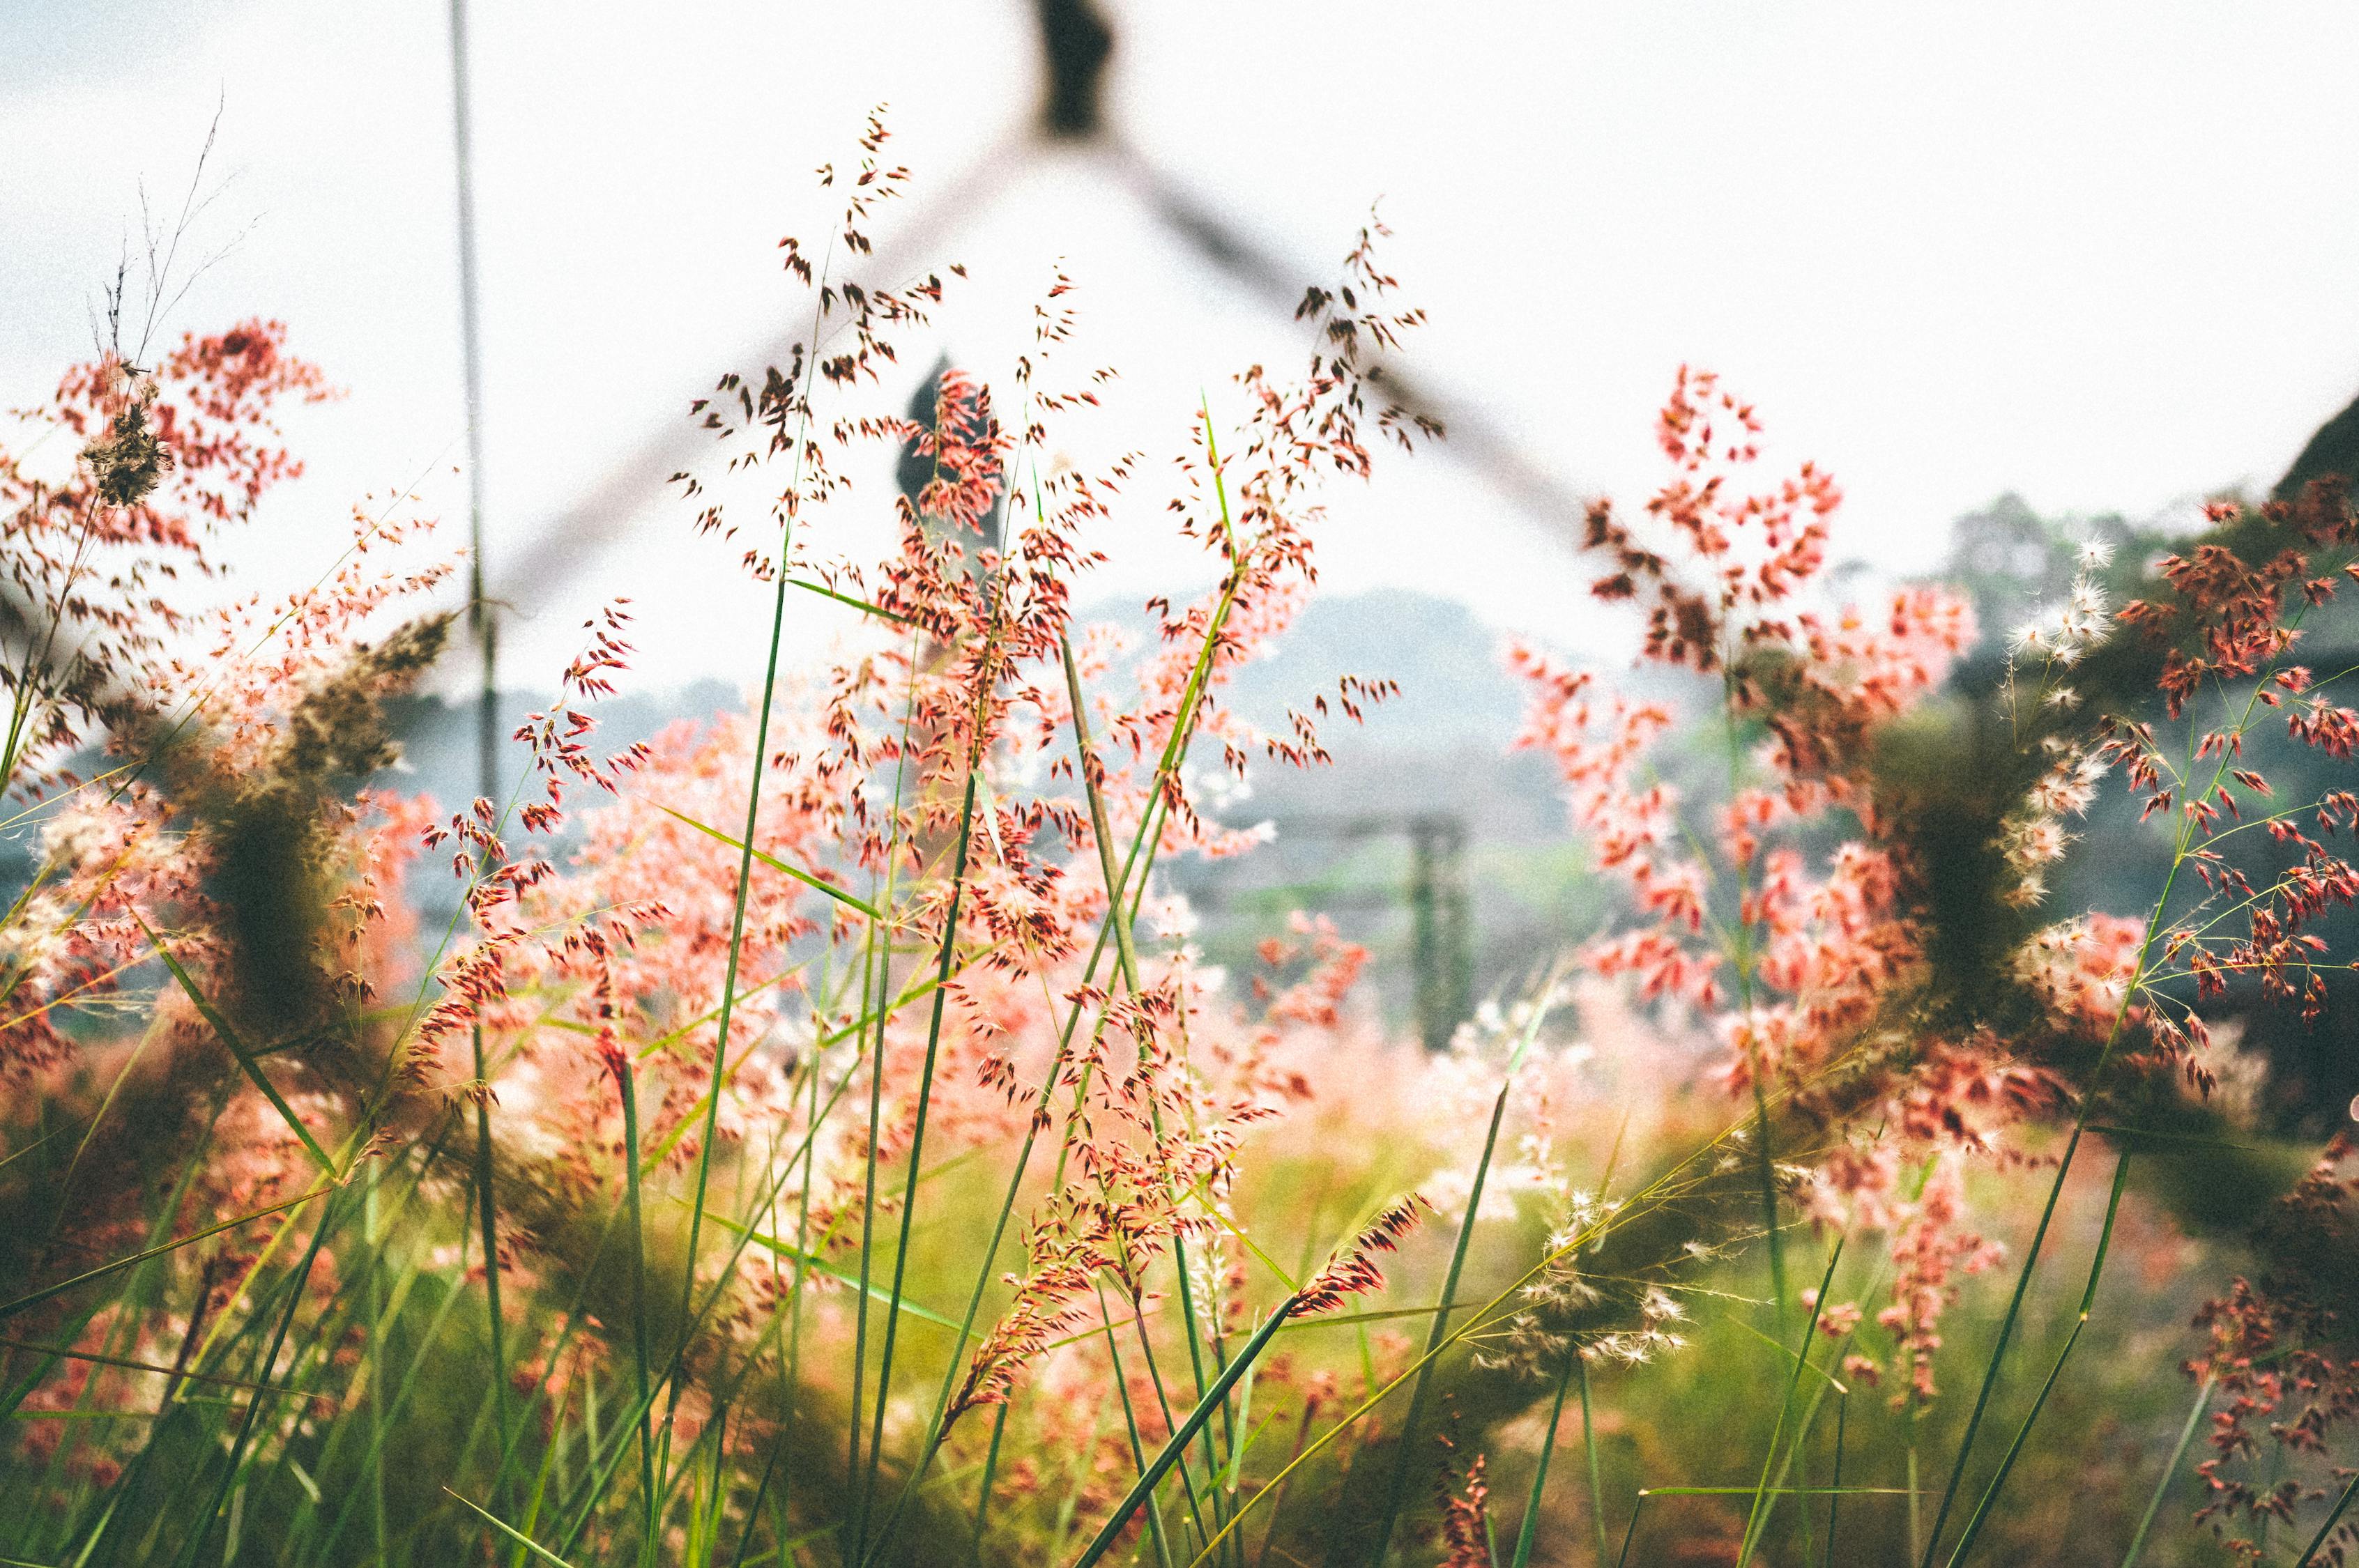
[443,1489,583,1568]
[470,1025,512,1521]
[1738,1236,1846,1566]
[618,1058,660,1555]
[1723,1314,1852,1394]
[788,576,915,625]
[2085,1124,2258,1153]
[854,768,981,1558]
[1650,1486,1915,1497]
[1509,1353,1575,1568]
[1074,1300,1298,1568]
[689,1208,963,1330]
[1092,1286,1179,1568]
[135,913,335,1174]
[972,1403,1011,1567]
[866,912,1128,1560]
[651,802,885,921]
[1824,1394,1847,1568]
[2119,1371,2212,1567]
[1582,1356,1610,1567]
[2295,1463,2359,1568]
[0,1181,333,1325]
[1359,974,1564,1567]
[307,1213,482,1559]
[0,1336,328,1405]
[168,1185,347,1568]
[1944,1153,2132,1568]
[1613,1494,1647,1568]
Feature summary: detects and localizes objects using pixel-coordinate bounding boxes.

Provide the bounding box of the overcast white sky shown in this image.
[6,1,2359,693]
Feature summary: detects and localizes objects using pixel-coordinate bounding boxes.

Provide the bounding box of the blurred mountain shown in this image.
[1213,587,1534,764]
[381,677,740,816]
[2275,383,2359,502]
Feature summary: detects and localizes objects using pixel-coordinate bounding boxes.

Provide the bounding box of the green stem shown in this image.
[1359,1075,1517,1566]
[1095,1284,1180,1568]
[1737,1236,1845,1566]
[2296,1466,2359,1568]
[2118,1371,2212,1567]
[169,1186,347,1568]
[855,769,982,1554]
[1824,1394,1846,1568]
[1074,1300,1298,1568]
[1946,1154,2132,1567]
[618,1059,659,1552]
[972,1403,1011,1567]
[1582,1357,1610,1567]
[1509,1354,1576,1568]
[471,1025,511,1518]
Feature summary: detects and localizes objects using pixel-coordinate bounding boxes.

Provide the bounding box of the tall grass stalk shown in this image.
[860,642,1136,1562]
[1509,1351,1575,1568]
[2119,1371,2213,1567]
[843,636,922,1562]
[471,1023,512,1519]
[1580,1356,1610,1566]
[1736,1235,1845,1567]
[617,1057,658,1553]
[2293,1466,2359,1568]
[853,761,980,1556]
[1824,1393,1847,1568]
[665,225,843,1564]
[1074,1297,1299,1568]
[1357,969,1562,1567]
[1917,665,2282,1567]
[1943,1154,2132,1567]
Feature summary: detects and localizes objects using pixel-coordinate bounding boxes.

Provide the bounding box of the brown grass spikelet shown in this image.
[1295,1193,1429,1317]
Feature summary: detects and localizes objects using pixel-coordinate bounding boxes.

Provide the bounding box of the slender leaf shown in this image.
[1945,1153,2132,1567]
[2121,1372,2212,1567]
[135,914,335,1174]
[2295,1466,2359,1568]
[652,803,885,921]
[692,1208,963,1331]
[1074,1300,1298,1568]
[443,1490,583,1568]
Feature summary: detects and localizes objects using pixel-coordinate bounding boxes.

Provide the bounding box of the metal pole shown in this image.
[448,0,496,799]
[1409,813,1474,1051]
[447,0,510,1508]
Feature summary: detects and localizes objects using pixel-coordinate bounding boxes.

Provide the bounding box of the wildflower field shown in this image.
[2,119,2358,1568]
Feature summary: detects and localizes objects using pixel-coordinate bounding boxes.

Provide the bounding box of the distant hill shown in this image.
[1211,587,1533,762]
[381,676,741,815]
[375,590,1594,1039]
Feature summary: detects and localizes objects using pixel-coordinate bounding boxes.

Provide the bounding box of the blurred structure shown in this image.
[1405,813,1474,1050]
[897,358,1486,1047]
[434,6,1554,1047]
[482,2,1591,620]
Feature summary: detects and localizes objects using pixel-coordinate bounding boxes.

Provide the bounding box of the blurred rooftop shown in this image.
[8,1,2359,695]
